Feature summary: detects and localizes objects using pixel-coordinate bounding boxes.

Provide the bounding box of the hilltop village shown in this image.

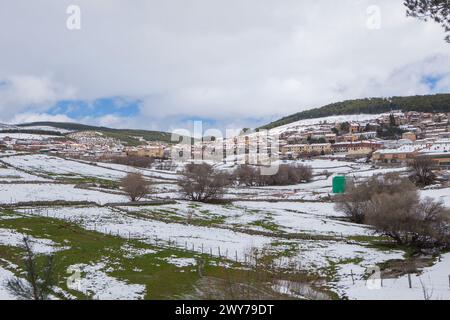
[0,111,449,169]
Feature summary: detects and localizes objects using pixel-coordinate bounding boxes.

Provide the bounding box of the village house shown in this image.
[417,140,450,168]
[281,143,332,158]
[332,141,383,156]
[371,144,425,164]
[402,132,417,142]
[126,145,166,158]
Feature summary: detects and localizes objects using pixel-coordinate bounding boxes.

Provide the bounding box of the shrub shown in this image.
[335,173,416,223]
[408,157,436,187]
[366,195,450,249]
[120,172,151,201]
[234,164,312,187]
[234,165,260,186]
[336,173,450,249]
[112,156,154,168]
[178,163,230,202]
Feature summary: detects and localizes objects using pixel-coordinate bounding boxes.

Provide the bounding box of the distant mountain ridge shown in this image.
[0,121,182,145]
[260,93,450,130]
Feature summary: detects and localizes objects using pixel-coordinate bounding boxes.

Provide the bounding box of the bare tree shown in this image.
[408,157,436,186]
[6,237,57,300]
[178,163,231,202]
[120,172,151,201]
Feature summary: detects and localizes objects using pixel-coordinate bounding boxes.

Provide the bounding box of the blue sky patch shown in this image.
[422,75,443,91]
[48,97,141,119]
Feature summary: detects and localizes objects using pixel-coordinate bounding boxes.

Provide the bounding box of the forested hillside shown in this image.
[260,94,450,129]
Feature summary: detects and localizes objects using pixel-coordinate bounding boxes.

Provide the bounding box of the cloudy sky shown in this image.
[0,0,449,133]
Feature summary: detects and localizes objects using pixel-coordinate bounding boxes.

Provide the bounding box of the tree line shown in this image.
[120,162,313,203]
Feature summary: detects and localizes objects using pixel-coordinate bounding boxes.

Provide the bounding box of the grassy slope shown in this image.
[0,210,215,299]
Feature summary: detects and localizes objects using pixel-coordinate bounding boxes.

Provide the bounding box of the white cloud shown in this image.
[0,0,449,130]
[0,75,75,120]
[8,112,75,125]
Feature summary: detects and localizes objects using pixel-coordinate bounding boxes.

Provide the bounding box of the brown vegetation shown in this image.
[112,156,154,168]
[335,173,416,223]
[178,163,231,202]
[191,248,327,300]
[234,164,312,187]
[120,172,151,201]
[408,157,436,187]
[336,173,450,250]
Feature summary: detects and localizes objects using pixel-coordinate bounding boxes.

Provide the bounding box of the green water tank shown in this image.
[333,176,346,194]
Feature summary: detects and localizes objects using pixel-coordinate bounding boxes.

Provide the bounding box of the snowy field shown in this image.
[0,183,128,205]
[0,133,60,141]
[19,206,274,260]
[0,151,449,300]
[2,154,126,180]
[0,166,49,182]
[342,253,450,300]
[421,187,450,207]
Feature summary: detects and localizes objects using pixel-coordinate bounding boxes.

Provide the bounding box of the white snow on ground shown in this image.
[0,184,127,205]
[15,126,73,134]
[0,228,67,254]
[0,167,49,182]
[20,206,273,260]
[93,162,180,181]
[342,253,450,300]
[2,154,126,180]
[235,201,341,217]
[165,257,197,267]
[421,188,450,208]
[119,200,361,236]
[350,167,408,178]
[1,151,446,299]
[120,244,157,259]
[0,133,59,141]
[67,262,146,300]
[270,114,384,135]
[0,266,15,300]
[16,203,408,294]
[283,240,404,272]
[228,201,371,237]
